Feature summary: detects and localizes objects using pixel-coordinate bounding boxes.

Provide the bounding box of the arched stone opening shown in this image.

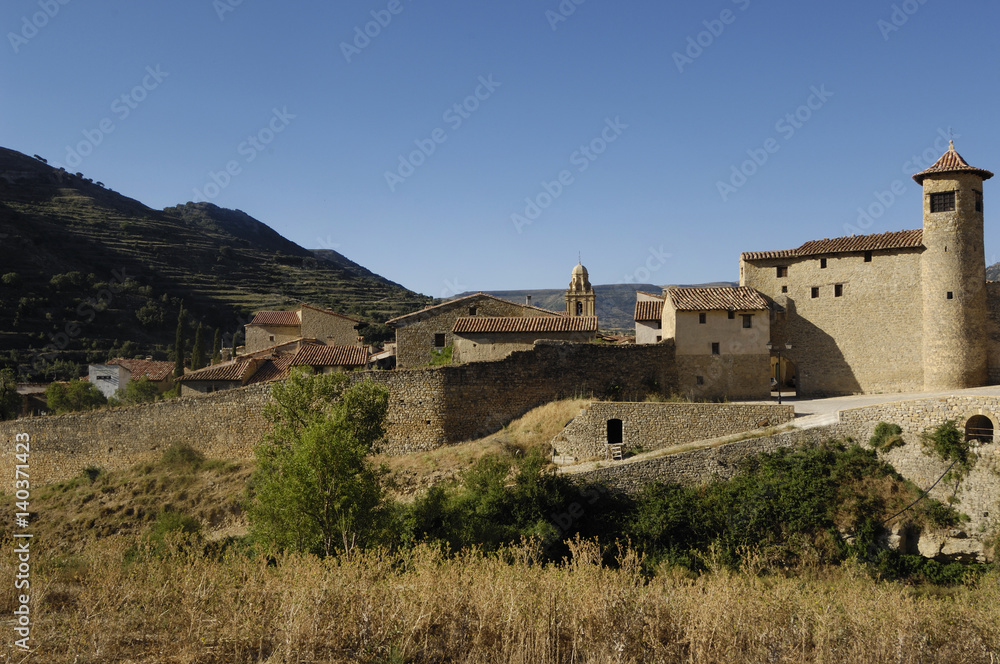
[965,414,994,443]
[606,419,623,445]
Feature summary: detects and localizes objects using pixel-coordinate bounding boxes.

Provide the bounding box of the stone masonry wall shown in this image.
[452,330,595,364]
[741,248,925,397]
[676,354,770,401]
[553,401,794,460]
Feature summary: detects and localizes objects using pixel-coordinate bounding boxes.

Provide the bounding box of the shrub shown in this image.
[869,422,904,452]
[46,379,107,414]
[161,443,205,470]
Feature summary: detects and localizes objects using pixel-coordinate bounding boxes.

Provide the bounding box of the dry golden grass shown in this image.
[3,537,1000,663]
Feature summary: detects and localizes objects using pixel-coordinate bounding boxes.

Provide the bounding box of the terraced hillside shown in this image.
[0,147,429,378]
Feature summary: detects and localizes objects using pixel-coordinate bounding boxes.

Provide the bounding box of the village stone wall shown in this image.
[552,401,794,460]
[741,247,925,397]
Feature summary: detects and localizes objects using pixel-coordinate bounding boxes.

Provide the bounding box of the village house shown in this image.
[87,358,175,399]
[243,303,366,354]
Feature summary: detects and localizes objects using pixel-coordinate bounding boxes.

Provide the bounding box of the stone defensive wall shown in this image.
[570,394,1000,541]
[552,401,795,461]
[0,340,677,487]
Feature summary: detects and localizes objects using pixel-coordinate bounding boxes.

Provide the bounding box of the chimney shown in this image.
[526,295,532,306]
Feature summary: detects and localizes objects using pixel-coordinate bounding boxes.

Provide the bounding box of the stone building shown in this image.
[664,286,771,399]
[386,292,566,369]
[634,291,665,345]
[243,303,365,354]
[88,358,175,399]
[451,315,598,363]
[741,141,995,397]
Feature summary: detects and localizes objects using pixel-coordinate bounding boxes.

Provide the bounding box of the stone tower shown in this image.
[565,262,596,317]
[915,141,993,391]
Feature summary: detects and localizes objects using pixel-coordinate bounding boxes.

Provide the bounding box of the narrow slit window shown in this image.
[835,284,843,297]
[728,310,735,320]
[947,292,954,300]
[696,376,704,385]
[711,342,720,355]
[975,190,983,213]
[811,287,819,298]
[820,258,827,269]
[699,313,706,324]
[742,314,753,328]
[864,251,872,262]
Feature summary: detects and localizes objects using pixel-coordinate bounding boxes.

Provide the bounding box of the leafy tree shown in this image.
[191,324,206,371]
[173,306,186,378]
[111,377,159,406]
[248,370,390,556]
[0,368,21,420]
[45,379,107,414]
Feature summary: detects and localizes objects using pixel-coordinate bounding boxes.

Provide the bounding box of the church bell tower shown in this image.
[565,261,596,317]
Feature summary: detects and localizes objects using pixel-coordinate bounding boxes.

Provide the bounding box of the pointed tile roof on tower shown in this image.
[913,141,994,184]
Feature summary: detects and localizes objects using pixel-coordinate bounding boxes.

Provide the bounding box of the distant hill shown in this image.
[987,262,1000,281]
[466,282,738,331]
[0,147,430,379]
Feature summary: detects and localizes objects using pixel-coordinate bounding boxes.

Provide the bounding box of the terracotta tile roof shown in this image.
[741,229,924,262]
[108,358,174,381]
[913,142,993,184]
[249,310,301,326]
[666,287,769,312]
[387,293,563,327]
[246,355,296,385]
[634,300,663,322]
[636,291,664,298]
[453,316,597,334]
[176,359,257,383]
[290,344,369,367]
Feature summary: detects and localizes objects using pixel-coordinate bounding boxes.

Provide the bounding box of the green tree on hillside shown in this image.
[45,379,106,414]
[0,368,20,420]
[212,328,222,364]
[248,370,390,556]
[191,324,206,371]
[173,306,186,378]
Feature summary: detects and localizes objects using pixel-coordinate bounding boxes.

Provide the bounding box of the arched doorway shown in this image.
[965,415,994,443]
[606,419,623,445]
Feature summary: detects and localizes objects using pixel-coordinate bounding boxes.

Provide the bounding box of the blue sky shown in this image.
[3,0,1000,298]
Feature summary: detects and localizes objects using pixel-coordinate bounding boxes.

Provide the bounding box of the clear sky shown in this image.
[3,0,1000,298]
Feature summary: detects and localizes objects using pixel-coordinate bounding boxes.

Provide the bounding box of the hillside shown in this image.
[0,147,430,378]
[476,282,738,331]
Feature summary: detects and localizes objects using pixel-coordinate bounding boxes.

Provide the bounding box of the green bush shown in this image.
[161,443,205,470]
[45,379,107,414]
[869,422,904,452]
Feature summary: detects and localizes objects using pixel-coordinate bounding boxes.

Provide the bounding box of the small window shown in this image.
[864,251,872,262]
[699,313,706,324]
[696,375,704,386]
[268,335,275,342]
[434,333,446,347]
[711,342,720,355]
[835,284,843,297]
[947,291,954,300]
[975,190,983,213]
[811,287,819,298]
[820,258,827,269]
[931,191,956,213]
[728,310,735,320]
[469,306,477,316]
[742,314,753,328]
[781,285,788,293]
[776,266,788,278]
[655,321,662,329]
[655,335,661,342]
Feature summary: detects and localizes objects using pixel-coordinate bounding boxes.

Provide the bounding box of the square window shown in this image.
[931,191,956,213]
[781,285,788,293]
[696,375,704,386]
[655,335,662,342]
[711,342,720,355]
[655,321,662,329]
[728,310,735,320]
[698,313,706,324]
[434,333,446,347]
[268,335,275,342]
[947,291,954,300]
[776,266,788,278]
[976,190,983,213]
[864,251,872,262]
[811,287,819,298]
[835,284,843,297]
[469,306,477,316]
[820,258,827,269]
[742,314,753,328]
